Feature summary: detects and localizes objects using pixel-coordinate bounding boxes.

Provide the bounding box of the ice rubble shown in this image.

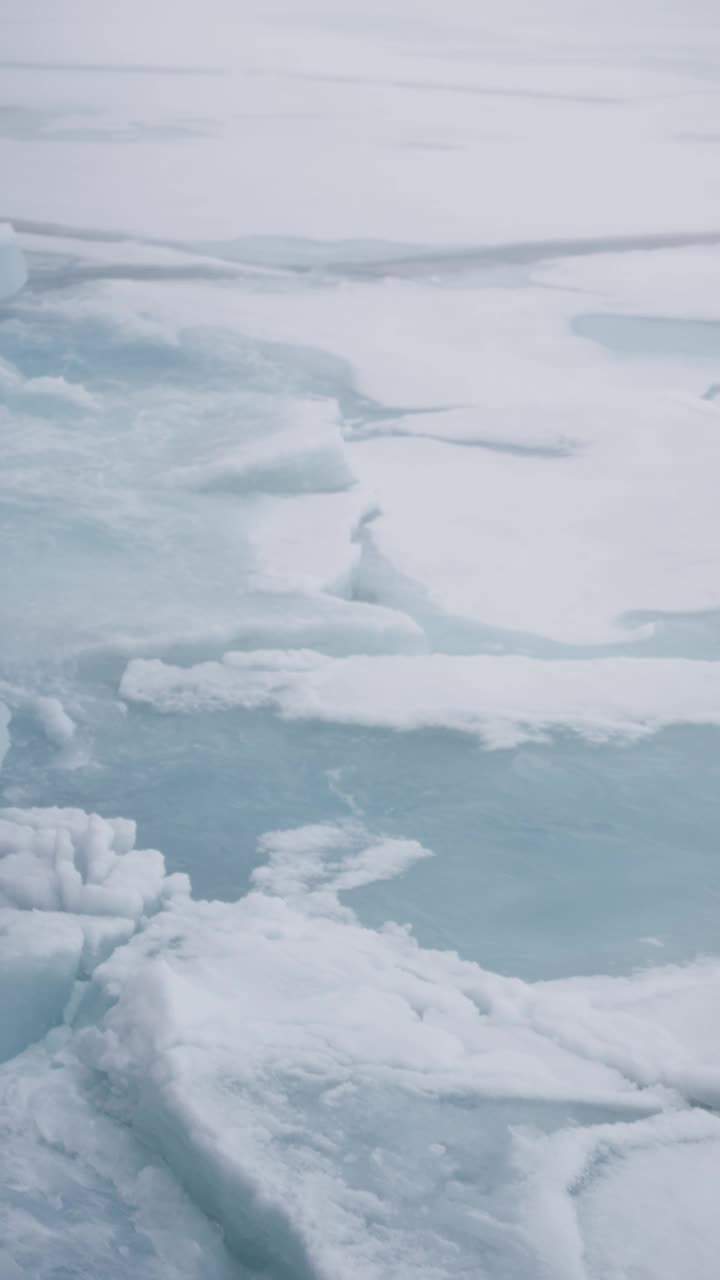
[0,681,76,754]
[0,807,187,1060]
[0,225,26,301]
[121,651,720,746]
[2,805,720,1279]
[0,806,186,917]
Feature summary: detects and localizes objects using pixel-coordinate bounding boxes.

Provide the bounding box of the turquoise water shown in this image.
[574,313,720,361]
[5,700,720,980]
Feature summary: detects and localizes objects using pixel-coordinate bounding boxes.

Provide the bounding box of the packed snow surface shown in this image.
[2,0,720,1277]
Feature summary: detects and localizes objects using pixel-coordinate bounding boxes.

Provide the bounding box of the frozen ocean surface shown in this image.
[2,1,720,1276]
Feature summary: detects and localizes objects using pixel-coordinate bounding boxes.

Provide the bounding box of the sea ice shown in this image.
[121,651,720,746]
[0,225,26,301]
[0,1041,240,1279]
[0,807,188,1059]
[0,799,719,1276]
[172,404,355,496]
[0,703,10,771]
[66,812,720,1279]
[2,2,720,1275]
[346,420,720,646]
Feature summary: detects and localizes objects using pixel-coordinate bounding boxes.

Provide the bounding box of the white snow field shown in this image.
[2,0,720,1276]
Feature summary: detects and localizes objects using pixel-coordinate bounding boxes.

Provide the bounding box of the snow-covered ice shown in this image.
[121,651,720,745]
[3,804,720,1278]
[0,224,27,301]
[0,807,187,1062]
[2,0,720,1275]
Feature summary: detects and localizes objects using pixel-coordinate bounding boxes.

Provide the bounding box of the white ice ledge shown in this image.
[120,651,720,747]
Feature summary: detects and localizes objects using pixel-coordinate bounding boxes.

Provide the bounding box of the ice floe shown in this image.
[121,651,720,746]
[3,2,720,1276]
[1,804,715,1278]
